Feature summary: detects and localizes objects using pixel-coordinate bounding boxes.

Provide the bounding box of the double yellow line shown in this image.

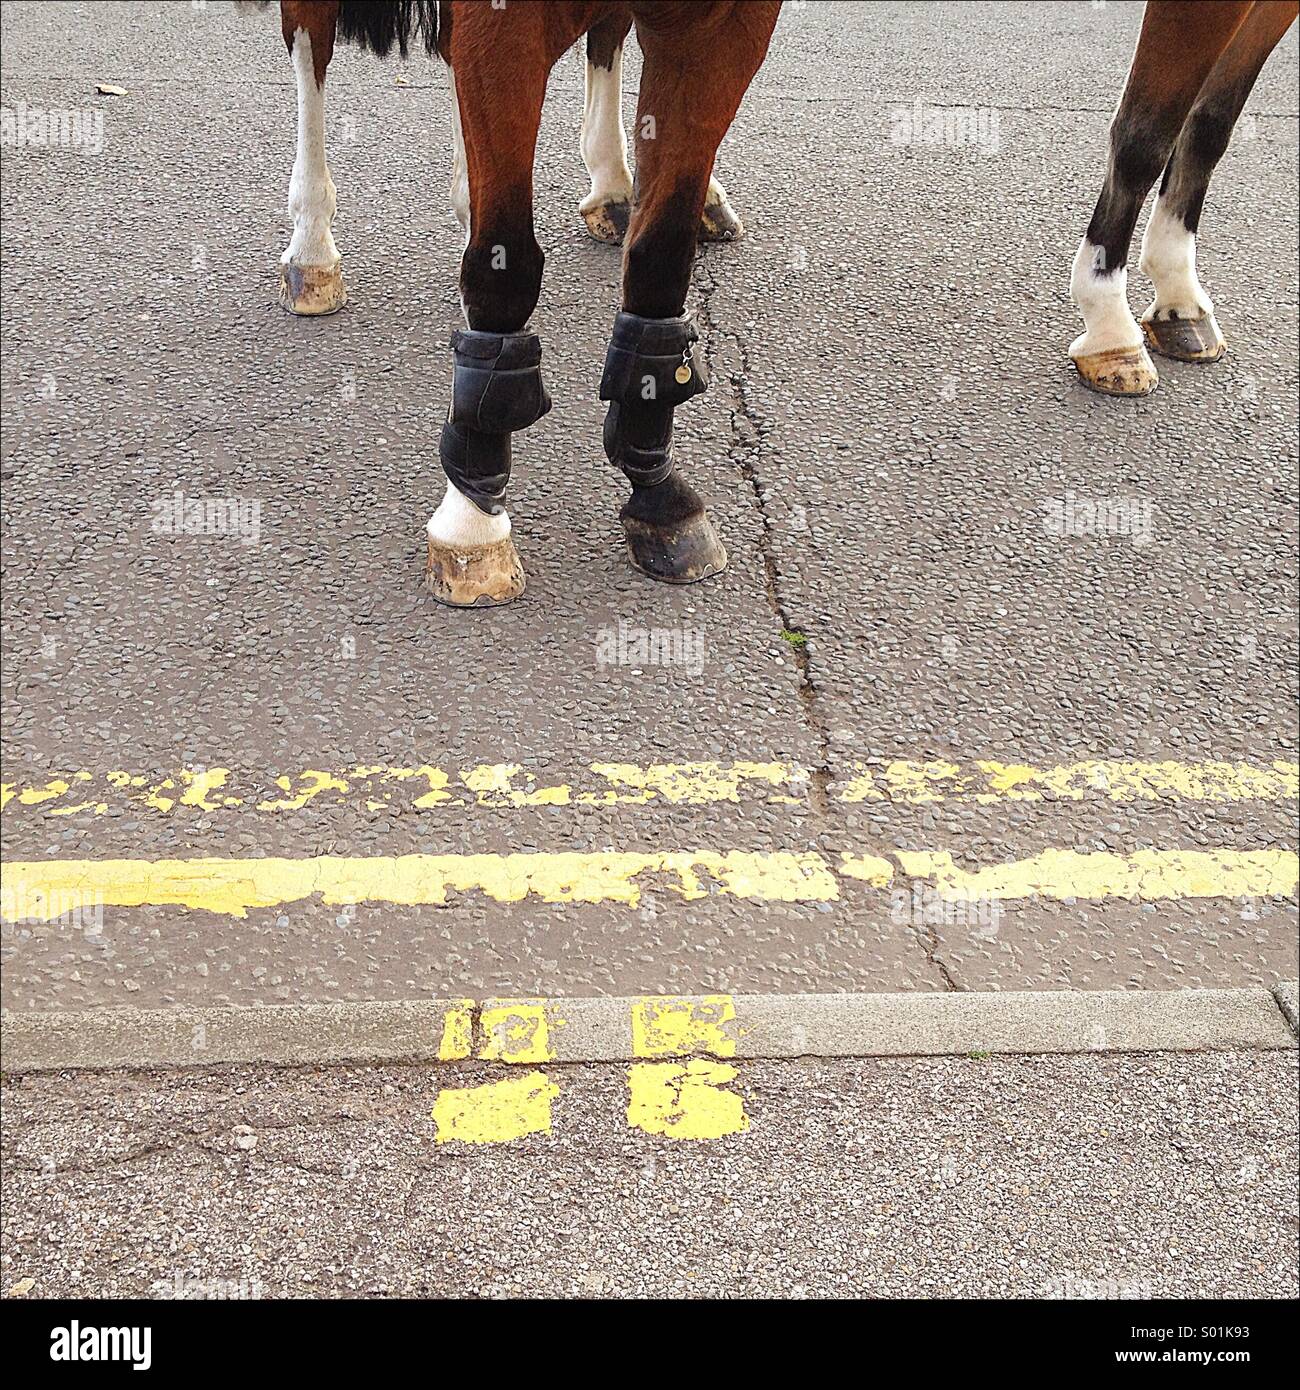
[1,758,1295,920]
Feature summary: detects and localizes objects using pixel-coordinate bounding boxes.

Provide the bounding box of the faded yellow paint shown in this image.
[437,1000,475,1061]
[584,761,798,805]
[257,770,351,811]
[432,1070,560,1144]
[461,764,570,807]
[837,758,1300,805]
[837,852,896,887]
[12,775,89,808]
[898,848,1300,901]
[632,995,739,1058]
[0,849,838,921]
[377,766,453,808]
[178,768,241,811]
[3,758,1296,816]
[3,846,1295,922]
[627,1060,749,1140]
[479,1001,554,1062]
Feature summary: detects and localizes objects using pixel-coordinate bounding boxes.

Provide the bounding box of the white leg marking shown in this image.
[446,63,470,236]
[1139,198,1214,322]
[282,29,339,269]
[427,481,511,547]
[1068,238,1144,359]
[705,174,731,210]
[578,49,633,215]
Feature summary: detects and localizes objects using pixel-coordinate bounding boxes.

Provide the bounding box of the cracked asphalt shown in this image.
[2,1,1298,1307]
[3,1048,1296,1299]
[1,0,1297,1008]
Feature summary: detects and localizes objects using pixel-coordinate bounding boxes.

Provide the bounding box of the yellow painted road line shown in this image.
[2,758,1295,817]
[0,850,839,920]
[895,849,1298,901]
[2,847,1295,922]
[837,758,1300,805]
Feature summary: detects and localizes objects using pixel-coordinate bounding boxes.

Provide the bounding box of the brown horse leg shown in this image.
[579,6,744,246]
[279,1,346,315]
[602,1,779,582]
[1069,0,1252,395]
[425,1,588,606]
[1140,0,1298,361]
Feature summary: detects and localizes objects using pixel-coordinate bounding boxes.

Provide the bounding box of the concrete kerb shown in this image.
[2,986,1296,1074]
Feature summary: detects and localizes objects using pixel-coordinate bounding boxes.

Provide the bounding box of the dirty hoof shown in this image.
[622,509,728,585]
[280,260,347,316]
[1142,312,1226,363]
[581,198,631,245]
[699,198,743,243]
[1071,343,1158,397]
[426,535,525,607]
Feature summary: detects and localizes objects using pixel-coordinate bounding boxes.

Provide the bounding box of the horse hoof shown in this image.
[581,199,630,245]
[426,536,526,607]
[1142,313,1226,363]
[622,509,728,585]
[699,199,744,243]
[1071,343,1158,397]
[279,261,347,316]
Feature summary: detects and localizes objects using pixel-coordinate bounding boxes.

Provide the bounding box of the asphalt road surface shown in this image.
[4,1048,1297,1300]
[2,0,1297,1008]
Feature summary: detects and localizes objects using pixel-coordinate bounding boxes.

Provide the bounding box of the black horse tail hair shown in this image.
[337,1,440,59]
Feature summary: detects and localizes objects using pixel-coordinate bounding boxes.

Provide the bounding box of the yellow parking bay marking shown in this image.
[432,1070,560,1144]
[2,847,1295,922]
[430,997,752,1145]
[2,758,1295,817]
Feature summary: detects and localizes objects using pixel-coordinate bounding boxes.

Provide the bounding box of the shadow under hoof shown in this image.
[279,262,347,316]
[1142,314,1226,363]
[622,511,728,585]
[425,536,526,608]
[1071,344,1158,398]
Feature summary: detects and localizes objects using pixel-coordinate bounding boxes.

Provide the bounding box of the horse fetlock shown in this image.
[1139,203,1215,324]
[1068,240,1155,393]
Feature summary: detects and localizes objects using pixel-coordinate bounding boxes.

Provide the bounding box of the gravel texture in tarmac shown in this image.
[3,1048,1297,1299]
[0,0,1296,1007]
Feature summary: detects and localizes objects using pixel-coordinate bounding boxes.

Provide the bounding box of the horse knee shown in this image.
[460,231,544,333]
[1106,114,1174,197]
